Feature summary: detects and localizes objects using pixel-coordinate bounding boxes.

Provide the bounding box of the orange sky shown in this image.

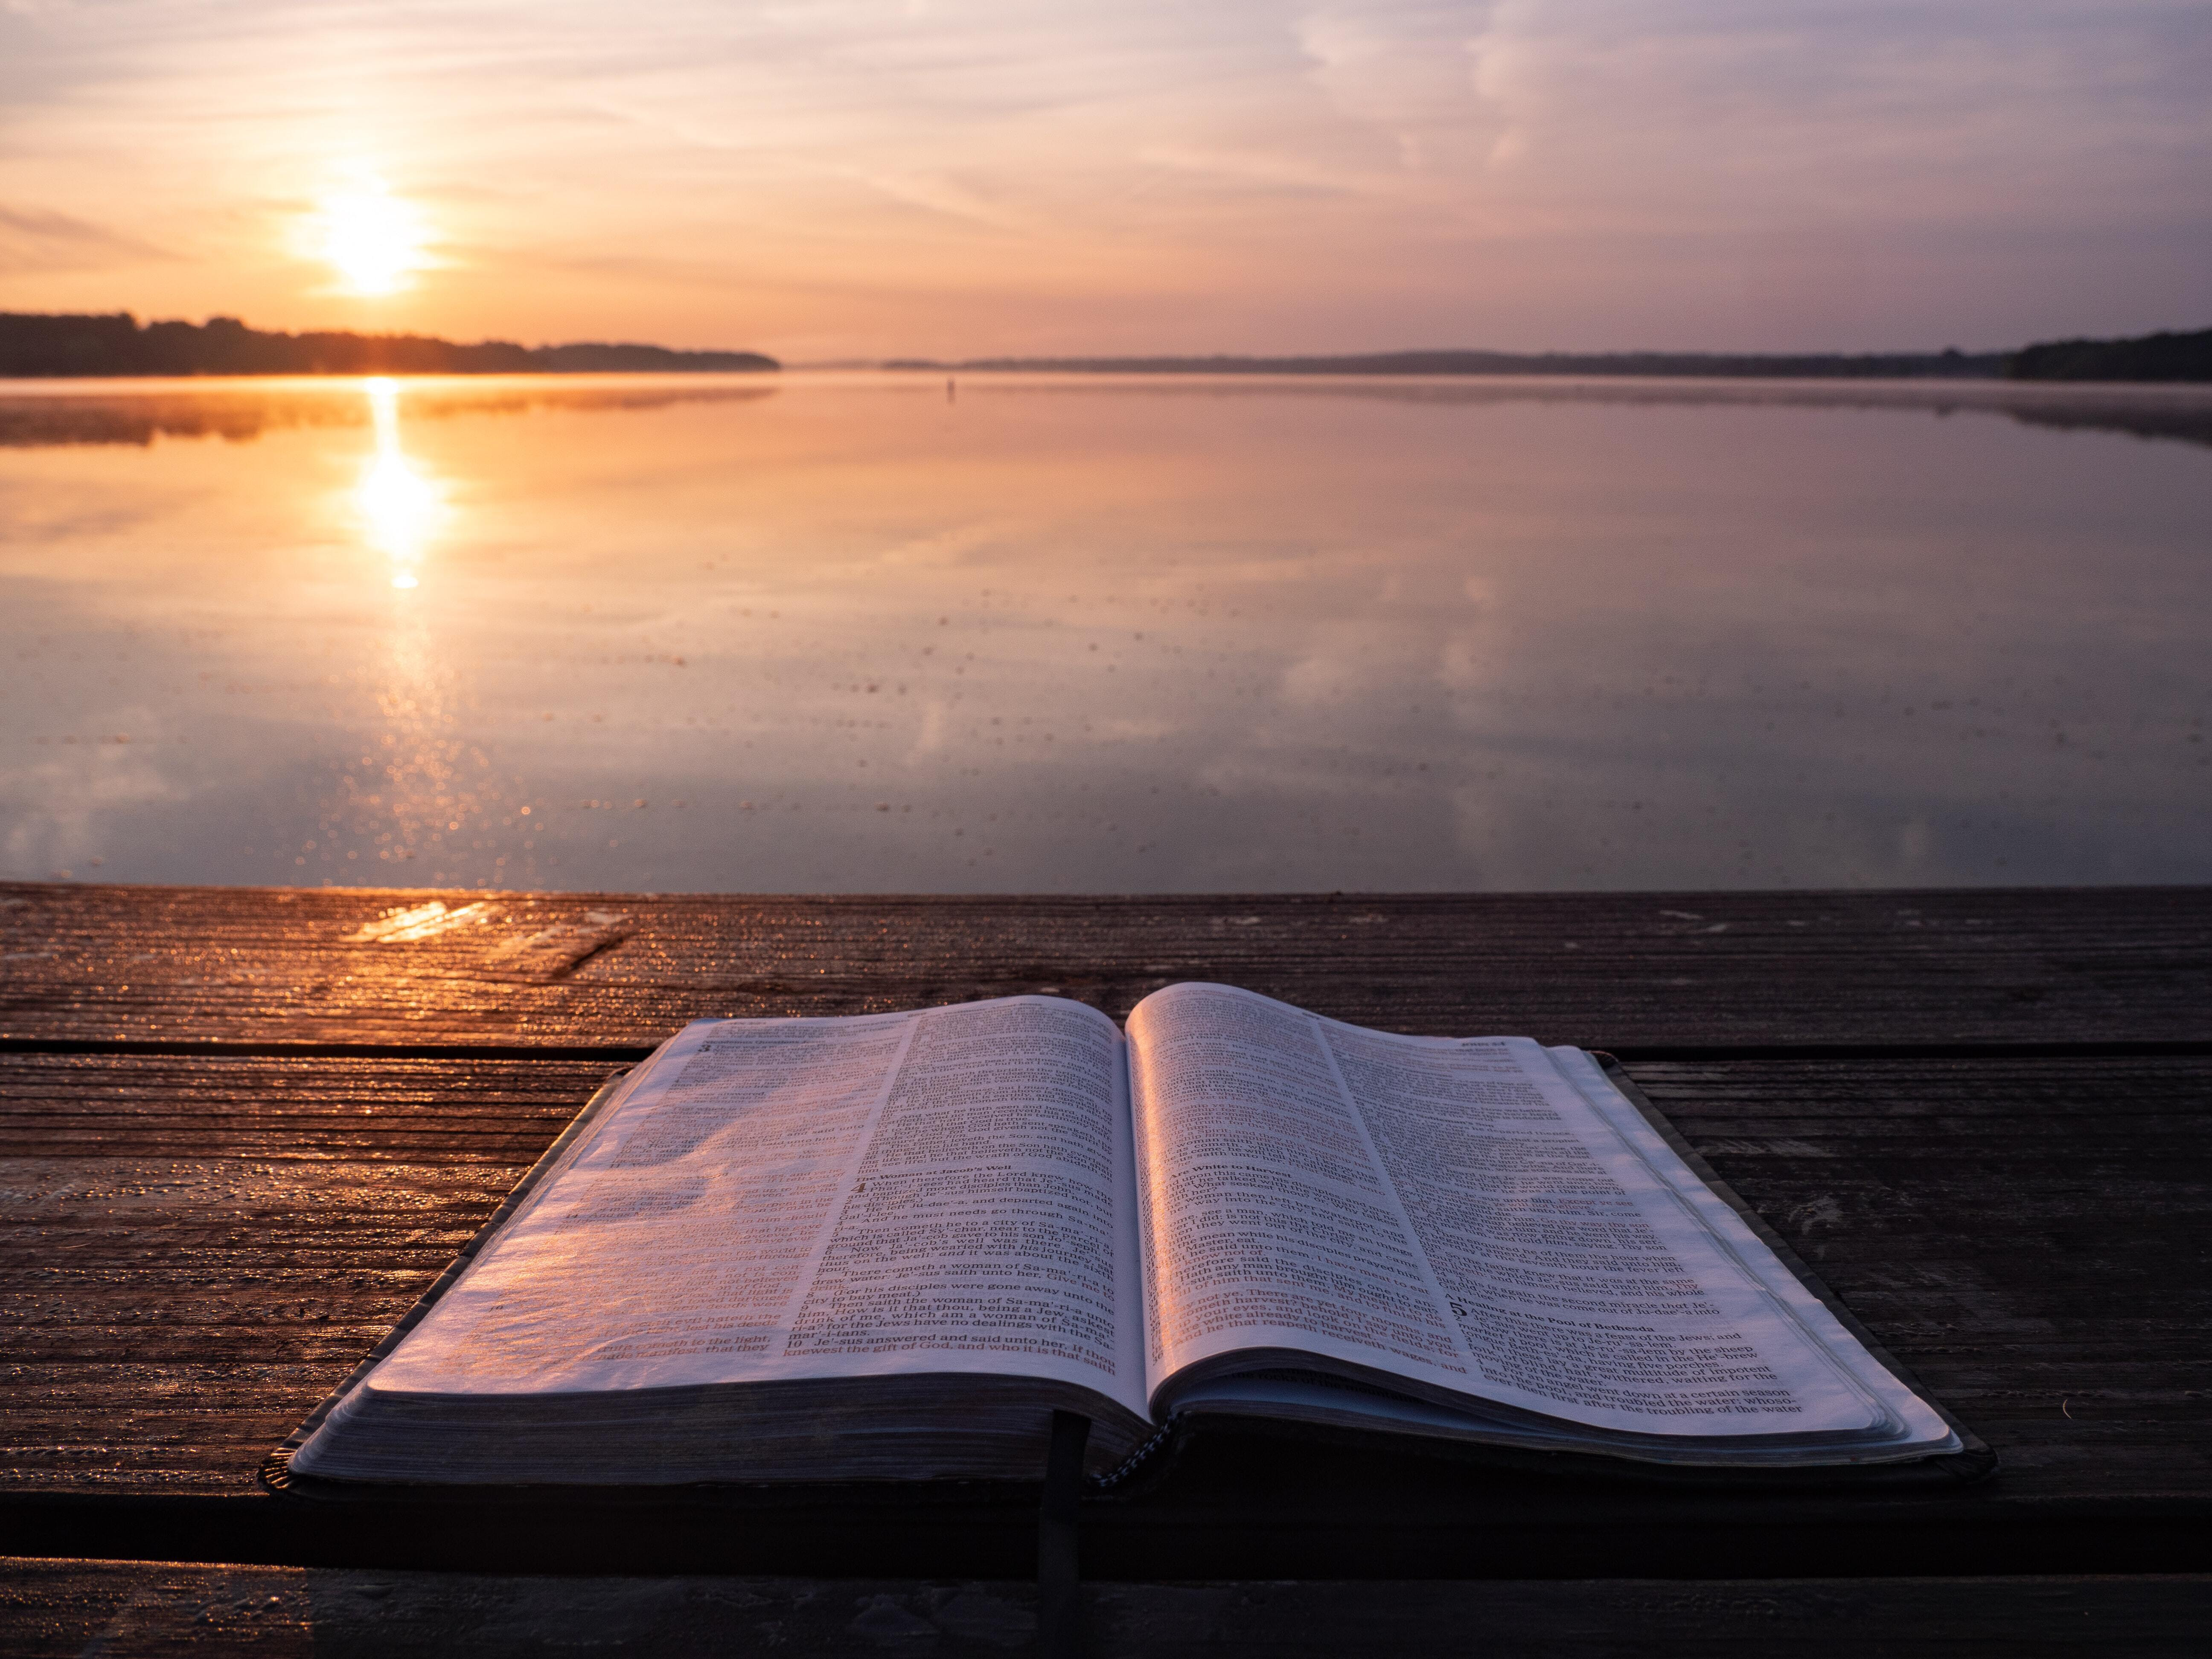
[2,1,2206,359]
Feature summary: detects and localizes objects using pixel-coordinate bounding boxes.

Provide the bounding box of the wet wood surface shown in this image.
[5,882,2209,1051]
[4,1046,2207,1514]
[1,882,2208,1590]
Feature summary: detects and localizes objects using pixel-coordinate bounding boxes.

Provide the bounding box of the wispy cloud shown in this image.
[0,204,175,272]
[1295,2,1505,170]
[0,0,2204,352]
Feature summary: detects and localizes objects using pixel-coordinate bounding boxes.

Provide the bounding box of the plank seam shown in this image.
[0,1039,661,1061]
[2,1038,2208,1062]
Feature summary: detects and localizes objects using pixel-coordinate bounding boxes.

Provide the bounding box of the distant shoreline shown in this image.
[3,312,2206,384]
[886,330,2212,384]
[0,313,777,378]
[888,348,2011,381]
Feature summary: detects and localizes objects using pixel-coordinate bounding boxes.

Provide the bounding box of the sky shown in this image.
[1,0,2208,359]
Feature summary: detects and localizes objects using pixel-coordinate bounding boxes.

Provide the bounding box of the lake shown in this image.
[2,372,2207,894]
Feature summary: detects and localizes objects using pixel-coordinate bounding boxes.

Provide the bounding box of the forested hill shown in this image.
[2005,328,2212,383]
[0,313,777,376]
[7,310,2206,382]
[890,332,2210,382]
[889,348,2013,378]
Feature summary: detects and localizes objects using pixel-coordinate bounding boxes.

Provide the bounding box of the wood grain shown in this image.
[6,882,2209,1049]
[6,1560,2208,1658]
[4,882,2210,1582]
[3,1044,2208,1578]
[0,1055,619,1494]
[1624,1055,2212,1494]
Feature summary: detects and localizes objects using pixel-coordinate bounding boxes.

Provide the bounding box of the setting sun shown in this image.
[312,179,429,296]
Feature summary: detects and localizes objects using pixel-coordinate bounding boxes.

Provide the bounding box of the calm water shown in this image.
[2,372,2207,893]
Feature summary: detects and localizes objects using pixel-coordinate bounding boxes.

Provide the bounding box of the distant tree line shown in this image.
[6,310,2208,382]
[2005,327,2212,384]
[0,313,777,376]
[892,348,2014,378]
[895,330,2212,383]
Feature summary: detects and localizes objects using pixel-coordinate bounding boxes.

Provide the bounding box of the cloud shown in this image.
[0,204,175,272]
[1295,2,1504,169]
[853,170,1034,235]
[0,0,2204,351]
[1137,143,1400,202]
[1462,0,2212,230]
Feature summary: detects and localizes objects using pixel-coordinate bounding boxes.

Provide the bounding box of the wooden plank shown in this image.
[4,1560,2208,1658]
[1638,1054,2212,1499]
[3,1048,2208,1578]
[5,882,2209,1049]
[0,1056,619,1495]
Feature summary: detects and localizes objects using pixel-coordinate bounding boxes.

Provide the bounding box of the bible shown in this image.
[279,984,1975,1487]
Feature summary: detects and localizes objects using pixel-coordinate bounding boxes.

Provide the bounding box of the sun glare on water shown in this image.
[314,178,429,295]
[356,378,445,586]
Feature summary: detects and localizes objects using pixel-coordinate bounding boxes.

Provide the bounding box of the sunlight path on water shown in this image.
[0,372,2206,893]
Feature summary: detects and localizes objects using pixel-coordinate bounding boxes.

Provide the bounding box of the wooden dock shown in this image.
[3,882,2208,1652]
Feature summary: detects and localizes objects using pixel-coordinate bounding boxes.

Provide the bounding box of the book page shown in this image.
[1538,1042,1951,1448]
[1129,984,1895,1438]
[367,996,1147,1417]
[1128,984,1474,1394]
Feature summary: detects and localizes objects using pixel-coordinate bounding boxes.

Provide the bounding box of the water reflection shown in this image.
[341,387,521,879]
[0,373,2205,893]
[0,377,780,449]
[355,600,525,881]
[1,374,2205,451]
[355,378,442,588]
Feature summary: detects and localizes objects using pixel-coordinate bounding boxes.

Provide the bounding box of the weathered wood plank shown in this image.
[5,883,2209,1048]
[1639,1055,2212,1508]
[4,1560,2208,1658]
[0,1056,617,1496]
[2,1046,2207,1585]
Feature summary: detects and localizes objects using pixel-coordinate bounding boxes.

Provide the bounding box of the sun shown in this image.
[312,179,430,296]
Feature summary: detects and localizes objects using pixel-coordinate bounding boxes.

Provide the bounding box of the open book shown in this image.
[286,985,1966,1487]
